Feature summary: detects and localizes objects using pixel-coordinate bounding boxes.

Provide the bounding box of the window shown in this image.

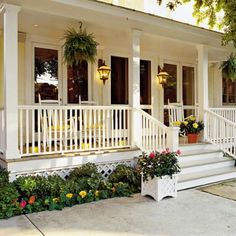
[223,77,236,104]
[34,47,58,103]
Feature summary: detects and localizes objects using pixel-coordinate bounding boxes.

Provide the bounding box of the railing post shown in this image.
[166,127,179,151]
[131,108,141,148]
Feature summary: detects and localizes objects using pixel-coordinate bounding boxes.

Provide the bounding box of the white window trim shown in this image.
[32,42,62,104]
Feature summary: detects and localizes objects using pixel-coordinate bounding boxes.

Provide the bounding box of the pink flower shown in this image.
[161,150,167,154]
[166,148,170,153]
[149,152,155,159]
[176,149,181,155]
[20,200,27,208]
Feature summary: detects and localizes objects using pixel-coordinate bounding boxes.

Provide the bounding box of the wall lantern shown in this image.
[156,70,169,86]
[97,59,111,85]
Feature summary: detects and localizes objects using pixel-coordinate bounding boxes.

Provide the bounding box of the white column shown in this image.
[1,4,21,159]
[130,29,141,147]
[197,45,209,120]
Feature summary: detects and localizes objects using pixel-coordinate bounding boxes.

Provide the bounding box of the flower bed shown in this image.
[0,164,140,219]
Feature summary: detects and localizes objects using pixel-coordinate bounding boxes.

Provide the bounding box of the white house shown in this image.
[0,0,236,188]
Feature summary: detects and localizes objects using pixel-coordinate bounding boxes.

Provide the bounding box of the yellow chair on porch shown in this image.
[38,94,75,149]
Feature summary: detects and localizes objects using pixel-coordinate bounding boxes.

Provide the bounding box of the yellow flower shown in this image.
[193,123,198,129]
[183,121,188,126]
[53,198,59,203]
[95,190,99,197]
[79,191,87,198]
[190,116,196,121]
[66,193,73,199]
[173,121,181,126]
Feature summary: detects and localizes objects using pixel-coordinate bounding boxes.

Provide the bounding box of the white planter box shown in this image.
[141,174,178,201]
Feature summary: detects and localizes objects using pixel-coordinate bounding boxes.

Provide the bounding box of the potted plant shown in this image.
[220,53,236,80]
[138,149,181,201]
[179,116,204,143]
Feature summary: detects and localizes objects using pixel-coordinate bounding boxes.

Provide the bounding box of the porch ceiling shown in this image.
[0,0,234,61]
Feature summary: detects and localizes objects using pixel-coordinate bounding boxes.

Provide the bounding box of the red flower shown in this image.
[20,200,27,208]
[149,152,155,159]
[176,149,181,155]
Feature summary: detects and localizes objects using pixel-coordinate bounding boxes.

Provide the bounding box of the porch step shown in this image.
[178,166,236,190]
[178,143,236,190]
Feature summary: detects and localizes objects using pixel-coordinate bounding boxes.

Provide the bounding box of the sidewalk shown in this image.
[0,189,236,236]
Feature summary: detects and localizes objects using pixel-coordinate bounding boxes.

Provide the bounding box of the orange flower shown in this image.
[111,187,116,193]
[28,196,36,205]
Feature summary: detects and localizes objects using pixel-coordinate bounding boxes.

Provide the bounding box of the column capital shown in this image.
[132,29,142,38]
[0,3,21,14]
[196,44,209,52]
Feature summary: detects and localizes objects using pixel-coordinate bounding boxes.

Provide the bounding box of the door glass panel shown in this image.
[67,61,88,104]
[163,63,177,125]
[163,63,177,105]
[140,60,151,105]
[34,47,58,103]
[182,66,194,105]
[111,56,128,104]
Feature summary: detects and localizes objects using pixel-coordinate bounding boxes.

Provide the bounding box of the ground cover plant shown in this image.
[0,163,140,219]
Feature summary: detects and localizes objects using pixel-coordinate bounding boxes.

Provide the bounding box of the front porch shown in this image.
[0,1,236,185]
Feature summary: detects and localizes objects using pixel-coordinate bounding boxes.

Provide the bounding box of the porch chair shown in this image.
[38,94,75,149]
[78,95,97,105]
[167,100,185,126]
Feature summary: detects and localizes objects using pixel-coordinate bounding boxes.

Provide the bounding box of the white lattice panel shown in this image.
[12,160,134,180]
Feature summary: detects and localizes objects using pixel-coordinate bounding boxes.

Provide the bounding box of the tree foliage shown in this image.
[157,0,236,47]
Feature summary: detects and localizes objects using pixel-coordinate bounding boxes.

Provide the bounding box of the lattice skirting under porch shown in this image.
[9,159,135,180]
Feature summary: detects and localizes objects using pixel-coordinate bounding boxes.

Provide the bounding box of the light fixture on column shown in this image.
[156,68,169,86]
[97,59,111,85]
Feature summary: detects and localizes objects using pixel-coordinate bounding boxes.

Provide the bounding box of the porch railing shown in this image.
[0,108,4,154]
[205,109,236,159]
[209,108,236,123]
[134,108,179,152]
[18,105,132,156]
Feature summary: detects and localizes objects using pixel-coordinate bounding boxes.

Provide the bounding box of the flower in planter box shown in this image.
[138,150,181,182]
[95,190,99,197]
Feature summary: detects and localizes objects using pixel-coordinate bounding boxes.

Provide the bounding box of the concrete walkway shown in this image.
[0,189,236,236]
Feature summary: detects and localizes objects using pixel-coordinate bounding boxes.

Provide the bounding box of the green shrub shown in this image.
[14,175,65,198]
[68,163,102,180]
[0,167,9,187]
[108,165,141,193]
[0,183,21,219]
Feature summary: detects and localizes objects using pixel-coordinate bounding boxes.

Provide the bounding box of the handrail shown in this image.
[205,109,236,159]
[133,108,178,152]
[209,107,236,123]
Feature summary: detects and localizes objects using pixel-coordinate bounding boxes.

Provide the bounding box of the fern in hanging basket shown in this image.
[220,53,236,81]
[63,23,98,66]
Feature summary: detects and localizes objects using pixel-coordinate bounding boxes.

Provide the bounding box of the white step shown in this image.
[179,149,223,163]
[178,166,236,190]
[179,143,219,152]
[180,157,234,174]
